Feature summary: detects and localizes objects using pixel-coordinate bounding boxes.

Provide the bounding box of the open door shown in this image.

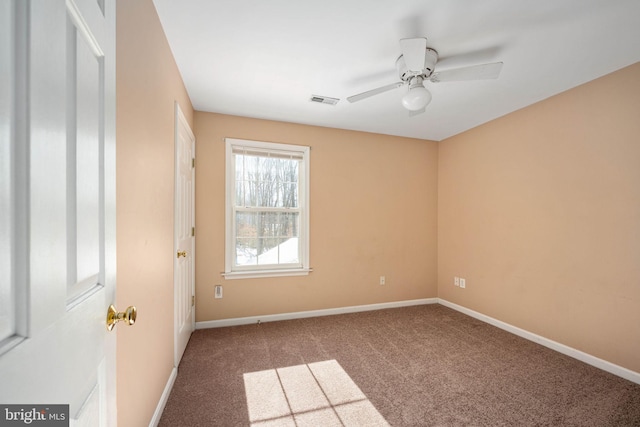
[174,103,195,366]
[0,0,118,424]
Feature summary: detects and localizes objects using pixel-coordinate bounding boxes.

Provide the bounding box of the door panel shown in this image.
[0,0,14,343]
[0,0,116,424]
[67,0,102,303]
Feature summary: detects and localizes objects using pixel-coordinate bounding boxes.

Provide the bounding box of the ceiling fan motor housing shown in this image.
[396,48,439,81]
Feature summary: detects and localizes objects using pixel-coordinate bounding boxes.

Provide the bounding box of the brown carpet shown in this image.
[159,304,640,426]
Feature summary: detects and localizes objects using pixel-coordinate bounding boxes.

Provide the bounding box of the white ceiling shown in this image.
[152,0,640,141]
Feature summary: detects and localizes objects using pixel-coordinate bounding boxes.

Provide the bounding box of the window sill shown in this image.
[222,268,312,280]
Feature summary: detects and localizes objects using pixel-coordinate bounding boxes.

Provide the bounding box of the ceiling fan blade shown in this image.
[396,15,425,41]
[409,107,426,117]
[436,46,503,70]
[399,38,427,72]
[430,62,503,83]
[347,82,404,103]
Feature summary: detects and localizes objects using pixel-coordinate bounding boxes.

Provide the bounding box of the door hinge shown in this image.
[191,227,195,237]
[192,295,195,306]
[192,158,195,168]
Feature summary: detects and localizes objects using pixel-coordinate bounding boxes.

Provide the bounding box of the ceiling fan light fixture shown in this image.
[401,80,432,111]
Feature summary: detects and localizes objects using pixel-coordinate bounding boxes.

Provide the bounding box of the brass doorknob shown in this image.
[177,250,187,258]
[106,304,137,331]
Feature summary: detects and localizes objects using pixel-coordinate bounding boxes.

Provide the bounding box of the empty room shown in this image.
[1,0,639,426]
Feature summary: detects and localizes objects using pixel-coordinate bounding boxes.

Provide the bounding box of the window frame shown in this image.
[224,138,310,279]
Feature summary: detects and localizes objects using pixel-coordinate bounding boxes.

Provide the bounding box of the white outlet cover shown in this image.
[215,285,223,298]
[460,278,466,289]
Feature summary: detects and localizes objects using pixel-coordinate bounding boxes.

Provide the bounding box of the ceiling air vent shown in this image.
[310,95,339,106]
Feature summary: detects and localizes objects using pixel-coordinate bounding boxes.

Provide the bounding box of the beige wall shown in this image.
[194,113,439,321]
[116,1,194,426]
[438,62,640,373]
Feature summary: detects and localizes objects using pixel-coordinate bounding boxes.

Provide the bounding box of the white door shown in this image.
[0,0,117,425]
[174,103,195,365]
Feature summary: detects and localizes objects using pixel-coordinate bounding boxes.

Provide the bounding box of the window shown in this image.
[224,138,310,279]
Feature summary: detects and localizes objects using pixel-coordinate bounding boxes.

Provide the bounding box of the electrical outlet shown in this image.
[459,278,466,289]
[214,285,223,299]
[379,276,385,285]
[454,277,460,287]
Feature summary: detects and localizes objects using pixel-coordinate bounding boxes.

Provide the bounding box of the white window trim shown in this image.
[224,138,310,279]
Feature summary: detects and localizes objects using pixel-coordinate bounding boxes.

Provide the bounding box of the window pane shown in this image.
[235,155,244,181]
[235,238,257,266]
[235,180,244,206]
[235,208,256,266]
[245,181,256,206]
[257,237,299,265]
[256,181,274,207]
[234,154,299,208]
[279,212,298,238]
[235,211,300,267]
[278,159,298,208]
[281,182,298,208]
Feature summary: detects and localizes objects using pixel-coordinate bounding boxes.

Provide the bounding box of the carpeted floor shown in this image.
[159,304,640,426]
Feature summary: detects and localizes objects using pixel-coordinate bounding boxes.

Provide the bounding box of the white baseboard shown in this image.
[195,298,438,329]
[148,366,177,427]
[438,298,640,385]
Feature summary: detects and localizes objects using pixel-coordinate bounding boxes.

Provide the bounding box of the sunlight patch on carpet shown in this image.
[243,359,389,426]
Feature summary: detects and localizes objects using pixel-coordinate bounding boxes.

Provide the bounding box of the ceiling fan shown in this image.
[347,37,503,116]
